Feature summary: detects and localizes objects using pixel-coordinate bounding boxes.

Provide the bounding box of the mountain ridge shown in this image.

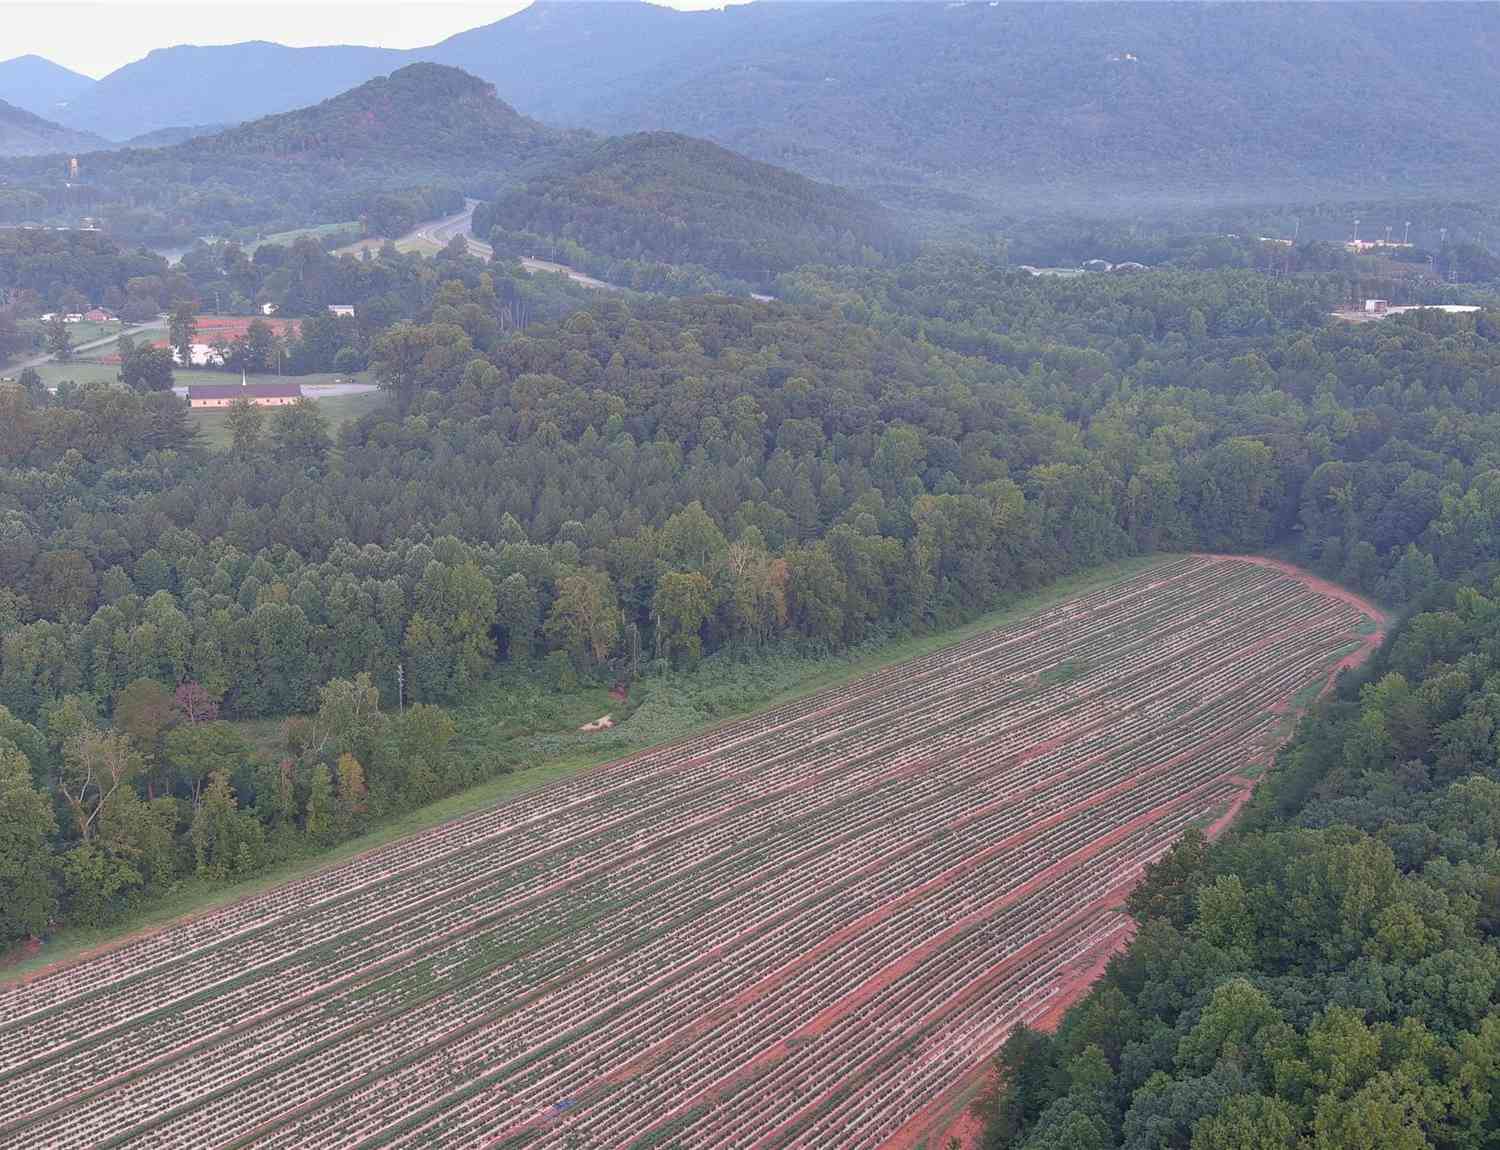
[17,3,1500,213]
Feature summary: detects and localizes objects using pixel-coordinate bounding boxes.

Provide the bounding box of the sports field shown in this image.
[0,555,1383,1149]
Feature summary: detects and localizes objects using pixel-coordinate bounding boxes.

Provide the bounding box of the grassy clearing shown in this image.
[18,358,381,448]
[31,361,368,391]
[189,385,385,449]
[335,232,444,258]
[246,221,359,255]
[0,553,1173,983]
[57,320,123,347]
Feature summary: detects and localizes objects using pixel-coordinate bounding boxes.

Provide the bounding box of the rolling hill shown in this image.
[0,64,578,242]
[0,97,109,158]
[0,62,895,271]
[477,131,911,285]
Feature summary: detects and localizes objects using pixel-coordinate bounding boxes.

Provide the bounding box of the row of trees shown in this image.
[8,284,1500,732]
[0,672,467,942]
[4,256,1500,946]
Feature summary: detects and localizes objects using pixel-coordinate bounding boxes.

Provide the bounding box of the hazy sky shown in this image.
[3,0,722,79]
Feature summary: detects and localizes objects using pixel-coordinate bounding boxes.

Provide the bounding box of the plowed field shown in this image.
[0,555,1383,1149]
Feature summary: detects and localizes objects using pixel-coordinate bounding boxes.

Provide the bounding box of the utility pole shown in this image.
[397,663,404,714]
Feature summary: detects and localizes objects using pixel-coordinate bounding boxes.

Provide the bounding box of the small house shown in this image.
[1363,299,1389,315]
[327,304,355,318]
[84,308,115,323]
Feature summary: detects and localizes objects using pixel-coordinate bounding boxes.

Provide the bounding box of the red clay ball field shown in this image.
[0,555,1384,1150]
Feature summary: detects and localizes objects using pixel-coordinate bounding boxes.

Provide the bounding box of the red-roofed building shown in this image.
[151,315,303,366]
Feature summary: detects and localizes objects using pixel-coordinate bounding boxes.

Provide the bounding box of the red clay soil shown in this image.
[0,937,42,971]
[885,557,1389,1150]
[1198,554,1389,626]
[895,771,1269,1150]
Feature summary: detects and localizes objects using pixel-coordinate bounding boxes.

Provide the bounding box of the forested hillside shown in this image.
[0,65,573,243]
[3,243,1500,941]
[474,132,910,289]
[0,98,107,159]
[17,4,1500,218]
[535,2,1500,210]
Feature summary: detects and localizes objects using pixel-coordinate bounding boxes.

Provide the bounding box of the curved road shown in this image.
[406,200,493,260]
[9,319,165,371]
[410,200,622,292]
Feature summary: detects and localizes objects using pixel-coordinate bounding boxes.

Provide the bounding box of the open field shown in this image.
[0,556,1383,1149]
[188,385,385,449]
[335,232,444,258]
[23,362,365,390]
[246,221,360,255]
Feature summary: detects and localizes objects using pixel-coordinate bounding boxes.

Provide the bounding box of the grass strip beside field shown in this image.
[1,554,1170,984]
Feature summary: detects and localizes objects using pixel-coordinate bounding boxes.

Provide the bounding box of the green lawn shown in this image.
[19,358,385,449]
[0,553,1170,982]
[245,221,360,255]
[189,382,385,449]
[30,361,371,391]
[335,232,445,258]
[61,320,124,347]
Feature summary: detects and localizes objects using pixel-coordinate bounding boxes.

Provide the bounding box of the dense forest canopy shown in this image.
[5,237,1500,942]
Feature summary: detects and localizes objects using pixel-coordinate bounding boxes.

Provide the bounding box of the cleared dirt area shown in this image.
[0,556,1382,1149]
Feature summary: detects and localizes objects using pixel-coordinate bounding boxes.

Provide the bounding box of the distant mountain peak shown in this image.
[0,54,97,123]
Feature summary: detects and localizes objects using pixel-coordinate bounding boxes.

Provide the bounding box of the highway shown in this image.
[404,199,493,259]
[408,200,622,291]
